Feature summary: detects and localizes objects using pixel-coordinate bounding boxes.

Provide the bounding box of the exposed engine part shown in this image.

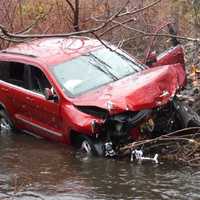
[104,142,116,157]
[78,98,200,159]
[104,109,152,146]
[99,99,196,148]
[153,102,179,137]
[140,118,155,135]
[130,149,159,164]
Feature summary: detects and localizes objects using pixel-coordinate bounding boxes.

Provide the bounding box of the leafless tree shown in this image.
[65,0,80,31]
[0,0,199,54]
[0,0,164,41]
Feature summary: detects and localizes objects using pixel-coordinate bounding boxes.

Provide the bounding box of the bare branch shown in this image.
[0,35,25,43]
[106,19,200,43]
[0,0,129,39]
[15,9,52,35]
[93,0,161,22]
[65,0,80,31]
[99,17,136,37]
[92,32,113,52]
[65,0,75,13]
[118,0,162,17]
[97,0,162,37]
[0,0,200,46]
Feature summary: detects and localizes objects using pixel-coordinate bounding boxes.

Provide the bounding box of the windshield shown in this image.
[51,47,146,97]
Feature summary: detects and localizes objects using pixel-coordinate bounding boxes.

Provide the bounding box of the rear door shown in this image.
[0,61,31,125]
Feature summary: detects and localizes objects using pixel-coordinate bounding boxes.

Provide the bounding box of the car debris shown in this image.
[130,149,159,164]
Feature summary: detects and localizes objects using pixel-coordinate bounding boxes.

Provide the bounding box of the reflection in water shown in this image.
[0,132,200,200]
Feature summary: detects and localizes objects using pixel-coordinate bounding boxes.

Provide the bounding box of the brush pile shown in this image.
[119,127,200,166]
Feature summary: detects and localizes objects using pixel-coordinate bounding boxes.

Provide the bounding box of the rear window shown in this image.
[0,61,26,88]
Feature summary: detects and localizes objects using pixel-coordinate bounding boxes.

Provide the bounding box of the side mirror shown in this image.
[44,88,58,101]
[146,51,157,66]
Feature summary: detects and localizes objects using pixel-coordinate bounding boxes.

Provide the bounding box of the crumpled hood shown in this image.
[71,64,185,113]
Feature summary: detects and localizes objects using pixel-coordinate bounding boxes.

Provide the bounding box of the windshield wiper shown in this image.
[90,63,117,81]
[87,53,119,81]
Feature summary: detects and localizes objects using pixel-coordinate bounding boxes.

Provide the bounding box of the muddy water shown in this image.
[0,132,200,200]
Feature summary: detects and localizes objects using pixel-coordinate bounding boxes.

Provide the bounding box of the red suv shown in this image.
[0,37,199,156]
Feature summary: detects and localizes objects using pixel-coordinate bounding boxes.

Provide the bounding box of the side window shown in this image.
[0,61,26,88]
[30,66,51,94]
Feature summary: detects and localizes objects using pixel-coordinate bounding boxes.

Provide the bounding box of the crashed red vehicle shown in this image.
[0,35,199,157]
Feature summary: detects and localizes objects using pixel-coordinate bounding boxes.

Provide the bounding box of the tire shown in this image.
[80,135,105,156]
[0,110,14,134]
[80,135,98,156]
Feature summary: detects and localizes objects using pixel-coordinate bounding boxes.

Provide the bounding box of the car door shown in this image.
[21,65,64,142]
[0,61,32,126]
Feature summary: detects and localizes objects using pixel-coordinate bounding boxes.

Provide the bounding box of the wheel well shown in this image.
[69,130,104,156]
[69,130,93,148]
[69,130,83,147]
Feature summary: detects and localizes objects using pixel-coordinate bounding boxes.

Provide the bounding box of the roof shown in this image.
[1,37,102,65]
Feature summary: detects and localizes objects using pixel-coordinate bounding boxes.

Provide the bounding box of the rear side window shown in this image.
[0,61,52,95]
[0,61,26,88]
[29,66,52,94]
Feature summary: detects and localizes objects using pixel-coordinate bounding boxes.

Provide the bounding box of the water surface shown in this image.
[0,132,199,200]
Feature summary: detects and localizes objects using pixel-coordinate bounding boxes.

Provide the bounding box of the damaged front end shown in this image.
[78,97,200,158]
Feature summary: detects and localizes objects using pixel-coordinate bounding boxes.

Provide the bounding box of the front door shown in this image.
[22,65,63,142]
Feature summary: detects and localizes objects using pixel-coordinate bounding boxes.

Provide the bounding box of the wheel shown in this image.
[0,110,14,134]
[80,135,98,156]
[70,132,104,156]
[80,135,105,156]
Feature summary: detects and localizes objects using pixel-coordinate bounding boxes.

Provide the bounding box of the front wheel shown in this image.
[80,135,104,156]
[0,110,14,134]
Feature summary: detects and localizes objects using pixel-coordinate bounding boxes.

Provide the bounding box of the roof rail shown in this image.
[0,50,37,58]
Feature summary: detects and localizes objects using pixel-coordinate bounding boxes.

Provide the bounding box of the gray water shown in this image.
[0,132,200,200]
